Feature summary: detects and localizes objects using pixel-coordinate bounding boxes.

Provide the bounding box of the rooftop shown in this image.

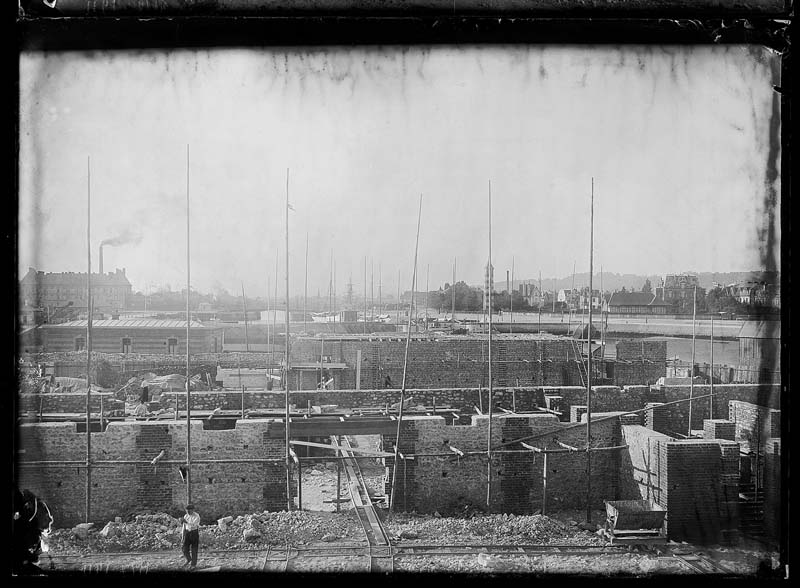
[607,291,669,307]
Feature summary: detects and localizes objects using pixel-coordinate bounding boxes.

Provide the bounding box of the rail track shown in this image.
[671,551,736,575]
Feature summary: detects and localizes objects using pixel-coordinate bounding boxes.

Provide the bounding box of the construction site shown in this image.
[16,314,783,576]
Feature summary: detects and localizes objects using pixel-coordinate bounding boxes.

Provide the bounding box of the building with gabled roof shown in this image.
[607,291,670,314]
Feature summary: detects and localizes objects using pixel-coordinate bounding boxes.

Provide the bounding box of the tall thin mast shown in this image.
[185,144,192,505]
[332,256,336,334]
[267,276,272,365]
[586,177,595,524]
[363,257,367,334]
[389,194,423,515]
[379,264,382,317]
[688,285,697,436]
[85,155,92,523]
[284,168,291,510]
[487,179,493,509]
[273,253,278,364]
[371,258,374,323]
[304,233,308,334]
[396,270,401,327]
[569,261,576,334]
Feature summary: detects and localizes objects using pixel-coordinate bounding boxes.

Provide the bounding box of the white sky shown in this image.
[18,45,781,298]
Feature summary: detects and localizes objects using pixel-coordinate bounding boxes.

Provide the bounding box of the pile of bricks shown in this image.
[717,440,741,544]
[658,441,722,543]
[703,419,736,441]
[763,438,782,546]
[644,402,668,433]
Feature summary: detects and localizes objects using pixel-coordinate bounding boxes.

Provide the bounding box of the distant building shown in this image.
[578,288,602,311]
[19,267,132,322]
[518,282,545,308]
[655,273,705,304]
[737,320,780,383]
[607,291,670,314]
[40,319,223,354]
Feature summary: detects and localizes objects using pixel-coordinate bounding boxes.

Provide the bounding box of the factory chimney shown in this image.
[99,245,104,275]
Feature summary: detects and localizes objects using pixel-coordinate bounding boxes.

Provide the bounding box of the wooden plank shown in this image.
[290,439,393,457]
[268,419,398,437]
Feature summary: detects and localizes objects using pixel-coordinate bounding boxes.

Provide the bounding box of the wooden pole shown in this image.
[285,168,292,510]
[425,263,430,331]
[586,177,594,524]
[185,144,192,505]
[304,233,308,334]
[539,271,542,333]
[85,155,92,523]
[364,257,367,334]
[688,285,697,436]
[396,270,401,329]
[267,275,272,365]
[487,179,493,509]
[710,313,715,417]
[542,452,548,515]
[389,194,422,515]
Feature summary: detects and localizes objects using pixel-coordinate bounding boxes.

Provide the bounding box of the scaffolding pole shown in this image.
[486,179,493,509]
[586,177,594,524]
[185,144,192,506]
[389,194,422,516]
[285,167,292,510]
[688,285,697,436]
[85,155,92,523]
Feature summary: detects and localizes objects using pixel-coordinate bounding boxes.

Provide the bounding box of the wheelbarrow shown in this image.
[602,500,667,545]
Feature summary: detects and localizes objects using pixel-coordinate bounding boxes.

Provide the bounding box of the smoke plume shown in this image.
[101,226,143,247]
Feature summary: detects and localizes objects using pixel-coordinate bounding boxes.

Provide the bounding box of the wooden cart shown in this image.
[601,499,667,545]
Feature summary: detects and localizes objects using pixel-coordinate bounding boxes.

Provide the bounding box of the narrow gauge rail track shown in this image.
[672,552,736,575]
[336,435,394,573]
[44,543,634,573]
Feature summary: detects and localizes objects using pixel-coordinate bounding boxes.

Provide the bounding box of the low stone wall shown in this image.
[18,392,123,414]
[16,420,289,526]
[383,413,622,515]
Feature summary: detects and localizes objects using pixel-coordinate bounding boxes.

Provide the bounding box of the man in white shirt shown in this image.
[181,504,201,569]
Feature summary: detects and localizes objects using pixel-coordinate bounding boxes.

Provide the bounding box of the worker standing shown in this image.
[181,504,201,570]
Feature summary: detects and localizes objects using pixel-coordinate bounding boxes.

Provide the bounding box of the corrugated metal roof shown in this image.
[738,321,781,339]
[45,319,213,329]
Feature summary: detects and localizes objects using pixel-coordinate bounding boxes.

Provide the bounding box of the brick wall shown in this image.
[613,340,667,386]
[651,384,781,436]
[703,419,736,441]
[291,336,587,390]
[763,438,781,547]
[16,420,289,526]
[728,400,781,445]
[658,441,723,543]
[383,413,621,515]
[619,425,673,504]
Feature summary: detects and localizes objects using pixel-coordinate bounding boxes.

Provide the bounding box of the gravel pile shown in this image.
[386,513,605,546]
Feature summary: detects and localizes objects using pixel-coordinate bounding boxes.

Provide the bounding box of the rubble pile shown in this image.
[48,511,366,555]
[386,513,605,546]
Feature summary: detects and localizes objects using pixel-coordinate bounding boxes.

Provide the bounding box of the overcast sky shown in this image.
[18,45,781,298]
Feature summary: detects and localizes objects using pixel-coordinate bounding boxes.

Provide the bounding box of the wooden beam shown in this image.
[289,439,394,458]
